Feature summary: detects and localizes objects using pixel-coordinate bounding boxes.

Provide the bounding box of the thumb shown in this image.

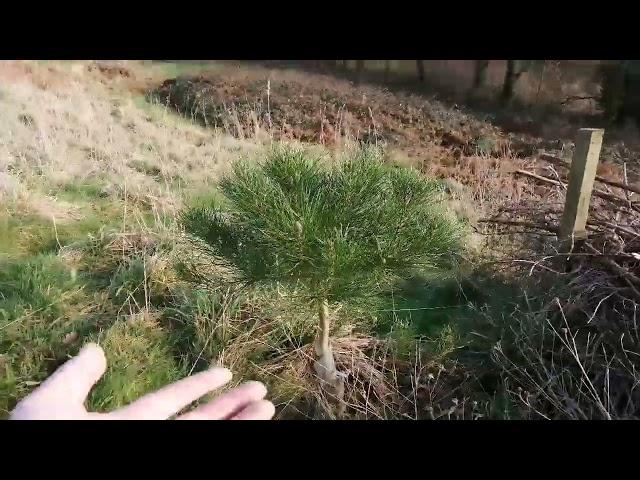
[33,343,107,405]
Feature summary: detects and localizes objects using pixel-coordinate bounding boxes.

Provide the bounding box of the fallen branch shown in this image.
[588,220,640,242]
[560,95,598,105]
[514,169,639,209]
[585,243,640,289]
[540,154,640,196]
[478,218,558,233]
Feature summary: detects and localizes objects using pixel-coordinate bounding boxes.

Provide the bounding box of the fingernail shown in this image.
[80,343,106,361]
[207,367,232,381]
[243,381,267,397]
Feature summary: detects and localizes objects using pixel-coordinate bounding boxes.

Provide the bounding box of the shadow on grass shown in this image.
[378,269,525,339]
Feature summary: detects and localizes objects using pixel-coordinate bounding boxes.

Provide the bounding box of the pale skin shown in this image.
[10,343,275,420]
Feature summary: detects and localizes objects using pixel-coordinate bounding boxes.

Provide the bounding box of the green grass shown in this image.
[87,315,186,412]
[0,253,87,415]
[0,208,123,260]
[1,179,245,417]
[58,182,107,202]
[0,180,185,416]
[0,225,185,417]
[128,159,162,179]
[145,61,226,80]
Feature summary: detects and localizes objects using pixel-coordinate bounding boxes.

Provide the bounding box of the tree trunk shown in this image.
[355,60,365,85]
[416,60,425,83]
[473,60,489,89]
[384,60,391,83]
[501,60,522,103]
[534,60,546,105]
[313,298,345,403]
[600,60,628,124]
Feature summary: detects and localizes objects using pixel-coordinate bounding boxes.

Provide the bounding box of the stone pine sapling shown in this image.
[183,147,463,400]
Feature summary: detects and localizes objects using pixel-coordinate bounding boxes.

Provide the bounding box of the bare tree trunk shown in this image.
[600,60,628,124]
[534,60,546,105]
[473,60,490,89]
[384,60,391,82]
[313,298,345,404]
[355,60,365,85]
[416,60,425,83]
[501,60,522,103]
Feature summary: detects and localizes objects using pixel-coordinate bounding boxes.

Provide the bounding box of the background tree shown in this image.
[598,60,634,124]
[501,60,533,103]
[416,60,426,83]
[183,148,464,405]
[473,60,490,90]
[355,60,365,85]
[501,60,520,102]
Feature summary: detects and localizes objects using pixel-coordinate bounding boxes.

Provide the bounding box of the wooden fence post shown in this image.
[558,128,605,244]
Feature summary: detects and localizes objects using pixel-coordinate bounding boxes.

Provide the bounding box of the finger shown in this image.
[177,381,267,420]
[30,343,107,405]
[230,400,276,420]
[114,367,232,420]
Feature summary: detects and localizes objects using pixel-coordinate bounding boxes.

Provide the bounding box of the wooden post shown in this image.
[558,128,605,243]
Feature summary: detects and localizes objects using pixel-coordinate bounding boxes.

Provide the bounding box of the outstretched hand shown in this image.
[10,343,275,420]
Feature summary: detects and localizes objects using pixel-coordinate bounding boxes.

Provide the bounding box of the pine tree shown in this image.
[183,147,464,401]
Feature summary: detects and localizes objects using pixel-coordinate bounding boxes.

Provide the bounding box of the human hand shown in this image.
[10,343,275,420]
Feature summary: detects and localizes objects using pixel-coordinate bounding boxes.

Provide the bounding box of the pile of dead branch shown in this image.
[478,153,640,419]
[480,153,640,300]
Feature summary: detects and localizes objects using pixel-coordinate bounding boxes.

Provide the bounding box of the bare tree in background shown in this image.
[599,60,629,124]
[356,60,365,85]
[473,60,490,89]
[501,60,523,103]
[416,60,425,83]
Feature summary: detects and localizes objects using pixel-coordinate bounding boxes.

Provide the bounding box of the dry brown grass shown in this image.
[0,61,266,221]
